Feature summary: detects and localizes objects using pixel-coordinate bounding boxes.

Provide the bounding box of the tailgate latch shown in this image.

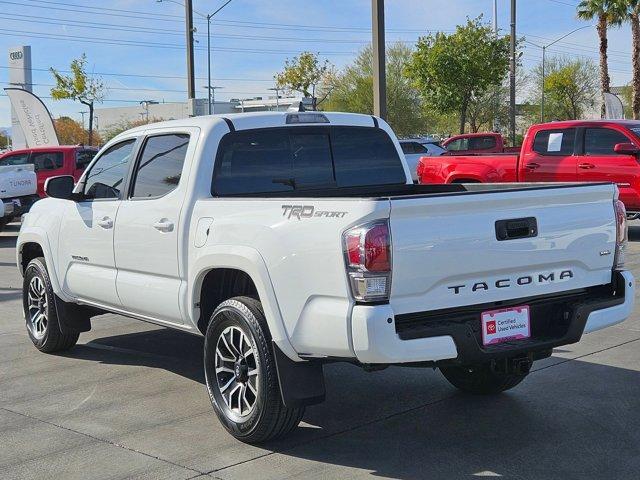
[495,217,537,241]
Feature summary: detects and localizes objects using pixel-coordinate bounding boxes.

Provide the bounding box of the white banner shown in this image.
[4,87,59,147]
[604,92,625,120]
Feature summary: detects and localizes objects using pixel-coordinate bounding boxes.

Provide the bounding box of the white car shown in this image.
[17,112,634,443]
[399,138,446,182]
[0,163,37,230]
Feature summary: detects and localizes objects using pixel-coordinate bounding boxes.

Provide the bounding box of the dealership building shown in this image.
[94,95,303,134]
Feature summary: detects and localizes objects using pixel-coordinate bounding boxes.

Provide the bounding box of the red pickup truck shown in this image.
[418,120,640,215]
[0,145,97,197]
[442,132,520,155]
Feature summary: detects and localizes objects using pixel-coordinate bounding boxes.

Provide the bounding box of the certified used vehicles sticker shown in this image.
[281,205,348,220]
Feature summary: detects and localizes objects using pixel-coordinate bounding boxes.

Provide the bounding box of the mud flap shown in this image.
[272,343,326,408]
[53,294,98,334]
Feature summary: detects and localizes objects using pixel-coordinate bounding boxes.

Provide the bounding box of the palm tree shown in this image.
[577,0,622,117]
[617,0,640,119]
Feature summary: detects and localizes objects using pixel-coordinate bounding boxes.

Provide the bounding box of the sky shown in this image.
[0,0,635,128]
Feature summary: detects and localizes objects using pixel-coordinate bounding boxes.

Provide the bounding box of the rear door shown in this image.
[30,150,64,196]
[520,127,577,182]
[114,132,192,323]
[576,126,640,209]
[57,139,137,306]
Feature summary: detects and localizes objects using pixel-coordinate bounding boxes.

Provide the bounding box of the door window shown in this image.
[446,138,469,151]
[31,152,63,171]
[76,149,97,170]
[0,153,30,166]
[83,139,136,200]
[468,136,497,150]
[584,128,631,155]
[131,134,190,198]
[532,128,576,156]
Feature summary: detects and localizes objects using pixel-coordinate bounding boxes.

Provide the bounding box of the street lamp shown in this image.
[140,100,159,123]
[528,25,594,122]
[268,87,280,111]
[157,0,233,116]
[203,85,223,114]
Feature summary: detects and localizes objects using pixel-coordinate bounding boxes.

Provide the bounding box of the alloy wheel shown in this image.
[27,276,48,339]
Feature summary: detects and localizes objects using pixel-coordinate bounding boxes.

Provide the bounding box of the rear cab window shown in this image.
[76,149,97,170]
[212,126,406,196]
[532,128,577,156]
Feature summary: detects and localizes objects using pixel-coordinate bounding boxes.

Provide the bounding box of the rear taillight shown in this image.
[614,199,627,270]
[343,220,392,301]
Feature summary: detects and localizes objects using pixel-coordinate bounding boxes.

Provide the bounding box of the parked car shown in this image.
[419,120,640,217]
[0,145,98,197]
[17,112,634,443]
[442,132,521,155]
[399,138,446,181]
[0,163,37,231]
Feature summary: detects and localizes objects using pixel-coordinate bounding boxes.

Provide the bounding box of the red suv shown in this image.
[0,145,98,197]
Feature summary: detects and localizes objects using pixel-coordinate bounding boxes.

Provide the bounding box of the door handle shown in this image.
[153,219,174,233]
[578,163,595,169]
[97,216,113,229]
[524,162,540,170]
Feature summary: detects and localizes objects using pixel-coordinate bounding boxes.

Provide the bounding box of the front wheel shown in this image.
[23,257,79,353]
[440,363,528,395]
[203,296,304,443]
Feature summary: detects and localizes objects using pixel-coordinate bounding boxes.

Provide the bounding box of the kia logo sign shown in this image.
[9,51,23,61]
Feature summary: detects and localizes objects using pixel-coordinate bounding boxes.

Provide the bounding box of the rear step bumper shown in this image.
[351,270,634,365]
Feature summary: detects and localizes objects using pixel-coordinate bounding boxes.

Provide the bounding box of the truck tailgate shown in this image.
[0,164,36,199]
[388,183,617,315]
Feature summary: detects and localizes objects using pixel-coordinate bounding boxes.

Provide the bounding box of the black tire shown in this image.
[440,363,528,395]
[23,257,79,353]
[203,296,304,443]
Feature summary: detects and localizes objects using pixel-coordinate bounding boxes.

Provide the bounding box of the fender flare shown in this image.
[16,228,73,302]
[188,245,300,362]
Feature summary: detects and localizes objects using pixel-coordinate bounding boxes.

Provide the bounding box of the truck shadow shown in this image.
[69,326,640,479]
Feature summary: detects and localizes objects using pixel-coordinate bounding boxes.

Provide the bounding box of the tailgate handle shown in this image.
[495,217,537,241]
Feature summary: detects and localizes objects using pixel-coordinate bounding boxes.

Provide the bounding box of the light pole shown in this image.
[203,85,223,114]
[268,87,280,111]
[372,0,387,119]
[528,25,594,122]
[140,100,159,123]
[158,0,233,116]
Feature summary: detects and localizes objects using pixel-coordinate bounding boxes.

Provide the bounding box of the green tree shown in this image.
[405,17,511,134]
[274,52,334,109]
[50,54,105,145]
[0,132,9,149]
[577,0,625,117]
[529,56,598,120]
[323,42,428,136]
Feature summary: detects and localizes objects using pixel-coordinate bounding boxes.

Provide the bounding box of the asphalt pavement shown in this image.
[1,219,640,480]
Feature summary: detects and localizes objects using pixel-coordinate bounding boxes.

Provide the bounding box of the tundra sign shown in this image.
[4,88,59,147]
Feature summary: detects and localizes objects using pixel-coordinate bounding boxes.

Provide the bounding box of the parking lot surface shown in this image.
[2,220,640,480]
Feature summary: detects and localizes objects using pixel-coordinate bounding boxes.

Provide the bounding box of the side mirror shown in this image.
[613,142,640,155]
[44,175,75,200]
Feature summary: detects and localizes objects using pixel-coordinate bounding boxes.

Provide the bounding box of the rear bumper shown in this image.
[351,271,634,365]
[1,195,39,218]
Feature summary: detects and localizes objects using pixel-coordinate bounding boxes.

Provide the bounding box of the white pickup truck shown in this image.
[0,164,37,231]
[17,112,634,443]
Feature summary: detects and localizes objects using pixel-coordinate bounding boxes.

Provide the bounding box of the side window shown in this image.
[584,128,631,155]
[446,139,468,151]
[83,139,136,200]
[131,134,190,198]
[31,152,63,171]
[0,153,30,166]
[532,128,576,156]
[413,143,428,154]
[76,149,97,170]
[400,143,414,154]
[469,136,496,150]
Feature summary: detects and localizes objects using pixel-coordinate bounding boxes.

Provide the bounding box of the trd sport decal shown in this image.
[281,205,348,220]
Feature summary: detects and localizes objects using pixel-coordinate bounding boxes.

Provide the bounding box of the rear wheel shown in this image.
[23,257,79,353]
[203,296,304,443]
[440,363,528,394]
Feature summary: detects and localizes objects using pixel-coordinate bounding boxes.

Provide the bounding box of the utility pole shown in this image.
[372,0,387,119]
[185,0,195,114]
[493,0,498,34]
[509,0,516,146]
